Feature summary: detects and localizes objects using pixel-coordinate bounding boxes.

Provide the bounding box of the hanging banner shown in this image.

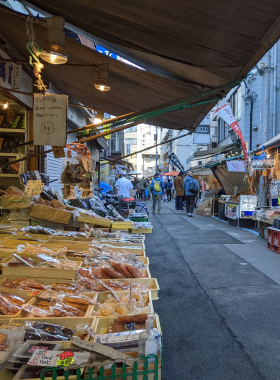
[215,103,248,160]
[33,94,68,146]
[226,160,247,172]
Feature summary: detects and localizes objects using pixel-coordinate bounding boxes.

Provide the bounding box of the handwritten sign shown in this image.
[33,94,68,146]
[27,349,90,367]
[239,195,257,218]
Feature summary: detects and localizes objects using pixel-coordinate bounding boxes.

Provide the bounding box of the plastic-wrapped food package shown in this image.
[111,261,133,278]
[3,278,48,290]
[25,321,75,340]
[0,293,24,315]
[106,205,125,221]
[126,264,147,278]
[100,264,126,279]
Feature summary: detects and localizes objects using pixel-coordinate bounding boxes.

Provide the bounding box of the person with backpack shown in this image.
[183,172,198,217]
[150,172,165,213]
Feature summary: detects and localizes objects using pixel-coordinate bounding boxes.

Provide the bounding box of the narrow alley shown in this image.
[147,201,280,380]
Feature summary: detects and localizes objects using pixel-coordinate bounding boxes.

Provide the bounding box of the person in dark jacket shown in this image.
[165,179,173,201]
[174,171,184,210]
[183,172,198,217]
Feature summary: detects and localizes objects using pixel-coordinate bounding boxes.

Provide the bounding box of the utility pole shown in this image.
[260,53,271,145]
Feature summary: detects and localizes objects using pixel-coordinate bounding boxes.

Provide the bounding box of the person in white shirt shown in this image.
[115,175,134,197]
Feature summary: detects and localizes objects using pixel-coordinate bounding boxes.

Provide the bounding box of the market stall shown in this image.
[0,180,160,379]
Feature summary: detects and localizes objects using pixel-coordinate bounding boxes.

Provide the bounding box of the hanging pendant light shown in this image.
[94,109,104,124]
[94,64,110,91]
[39,17,68,65]
[1,102,8,110]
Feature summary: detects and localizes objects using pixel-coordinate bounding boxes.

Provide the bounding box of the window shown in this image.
[231,86,242,121]
[218,118,225,142]
[224,122,229,139]
[126,126,137,132]
[125,138,137,145]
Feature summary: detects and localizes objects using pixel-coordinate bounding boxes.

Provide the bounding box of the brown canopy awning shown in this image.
[24,0,280,87]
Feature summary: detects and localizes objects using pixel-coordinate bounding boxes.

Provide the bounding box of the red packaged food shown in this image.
[125,264,147,278]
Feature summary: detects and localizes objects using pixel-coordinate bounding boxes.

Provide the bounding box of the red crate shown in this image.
[267,242,280,254]
[267,228,273,244]
[267,228,280,247]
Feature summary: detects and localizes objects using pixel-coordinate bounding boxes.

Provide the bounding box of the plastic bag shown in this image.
[0,293,23,315]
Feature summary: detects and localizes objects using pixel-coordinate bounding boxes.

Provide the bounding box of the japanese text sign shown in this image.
[33,94,68,146]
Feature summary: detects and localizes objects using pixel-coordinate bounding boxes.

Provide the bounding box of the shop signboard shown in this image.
[226,203,239,219]
[239,195,257,218]
[0,48,32,108]
[270,181,280,206]
[226,160,246,172]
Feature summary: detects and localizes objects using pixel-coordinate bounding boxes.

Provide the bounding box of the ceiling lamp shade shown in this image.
[39,16,68,65]
[94,64,110,91]
[40,43,68,64]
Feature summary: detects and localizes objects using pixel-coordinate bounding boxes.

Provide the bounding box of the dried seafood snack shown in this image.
[125,264,147,278]
[101,265,126,279]
[111,261,133,278]
[0,294,21,315]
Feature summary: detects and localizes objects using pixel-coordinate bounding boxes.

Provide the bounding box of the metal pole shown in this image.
[260,53,271,145]
[249,98,253,151]
[155,126,158,172]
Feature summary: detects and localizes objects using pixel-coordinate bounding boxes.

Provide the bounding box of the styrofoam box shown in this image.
[10,220,30,227]
[9,209,30,221]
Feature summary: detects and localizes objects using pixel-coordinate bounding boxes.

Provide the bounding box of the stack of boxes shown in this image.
[196,199,212,217]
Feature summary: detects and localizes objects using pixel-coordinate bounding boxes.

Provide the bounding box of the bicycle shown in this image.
[133,202,149,220]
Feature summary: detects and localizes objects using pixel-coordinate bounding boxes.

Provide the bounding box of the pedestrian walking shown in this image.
[183,172,198,217]
[115,175,134,197]
[135,180,141,199]
[139,177,147,200]
[174,171,184,210]
[165,179,173,201]
[150,172,165,214]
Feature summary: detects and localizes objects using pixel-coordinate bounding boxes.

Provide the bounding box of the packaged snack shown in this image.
[111,261,133,278]
[125,264,147,278]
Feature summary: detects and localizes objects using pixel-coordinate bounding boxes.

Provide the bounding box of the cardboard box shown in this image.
[196,210,203,215]
[2,195,32,209]
[30,204,72,224]
[197,200,209,210]
[203,207,211,217]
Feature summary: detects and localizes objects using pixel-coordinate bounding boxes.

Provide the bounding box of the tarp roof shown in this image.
[24,0,280,88]
[193,141,241,158]
[255,133,280,152]
[160,170,179,177]
[0,7,219,130]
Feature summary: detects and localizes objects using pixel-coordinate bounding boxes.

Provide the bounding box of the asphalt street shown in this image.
[146,200,280,380]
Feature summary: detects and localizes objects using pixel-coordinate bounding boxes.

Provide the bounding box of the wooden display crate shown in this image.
[1,255,82,280]
[90,290,154,317]
[102,278,160,300]
[10,317,96,341]
[77,215,112,227]
[92,313,162,336]
[20,296,95,319]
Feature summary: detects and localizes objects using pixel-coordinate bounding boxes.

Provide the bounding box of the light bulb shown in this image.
[2,102,8,110]
[100,85,105,91]
[94,118,102,124]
